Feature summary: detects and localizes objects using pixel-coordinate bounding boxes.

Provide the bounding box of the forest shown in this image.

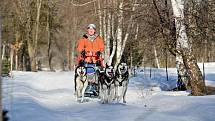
[0,0,215,95]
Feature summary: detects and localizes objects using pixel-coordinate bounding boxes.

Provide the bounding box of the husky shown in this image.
[99,65,115,103]
[74,65,88,103]
[115,62,129,103]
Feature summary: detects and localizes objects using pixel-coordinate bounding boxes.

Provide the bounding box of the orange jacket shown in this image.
[77,35,104,63]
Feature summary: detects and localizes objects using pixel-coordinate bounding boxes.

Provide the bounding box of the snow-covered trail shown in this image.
[2,71,146,121]
[3,69,215,121]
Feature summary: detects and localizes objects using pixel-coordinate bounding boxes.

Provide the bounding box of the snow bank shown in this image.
[133,62,215,89]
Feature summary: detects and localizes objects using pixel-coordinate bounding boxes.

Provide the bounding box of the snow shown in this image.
[198,63,215,87]
[3,63,215,121]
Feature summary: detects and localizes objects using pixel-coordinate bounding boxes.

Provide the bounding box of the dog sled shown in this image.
[74,51,103,98]
[83,64,100,97]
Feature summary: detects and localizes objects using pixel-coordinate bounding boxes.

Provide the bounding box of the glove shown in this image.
[96,51,101,57]
[81,50,86,57]
[96,60,101,66]
[83,34,88,39]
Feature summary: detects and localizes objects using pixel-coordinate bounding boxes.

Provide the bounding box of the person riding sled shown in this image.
[76,24,105,95]
[76,24,105,67]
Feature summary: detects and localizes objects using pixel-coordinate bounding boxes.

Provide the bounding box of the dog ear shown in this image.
[75,65,80,74]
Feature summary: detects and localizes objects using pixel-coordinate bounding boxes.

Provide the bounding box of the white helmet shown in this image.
[87,24,96,29]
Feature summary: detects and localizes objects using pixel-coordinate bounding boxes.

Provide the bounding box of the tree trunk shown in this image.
[1,44,5,60]
[115,0,137,68]
[105,0,111,63]
[108,40,116,65]
[171,0,206,95]
[198,0,209,62]
[0,14,3,121]
[15,51,18,70]
[199,0,209,83]
[46,2,53,71]
[115,2,123,67]
[130,51,133,68]
[98,0,103,37]
[173,0,191,88]
[102,0,107,43]
[22,48,26,71]
[176,55,189,87]
[182,50,206,95]
[165,49,169,81]
[71,40,76,70]
[70,3,77,70]
[28,46,37,71]
[67,40,72,70]
[48,53,53,71]
[10,48,14,71]
[29,0,42,72]
[154,45,160,68]
[35,0,42,52]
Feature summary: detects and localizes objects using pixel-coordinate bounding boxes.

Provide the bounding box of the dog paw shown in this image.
[108,99,113,103]
[101,100,108,104]
[104,100,108,104]
[80,99,84,103]
[123,100,127,103]
[100,99,105,104]
[117,97,121,102]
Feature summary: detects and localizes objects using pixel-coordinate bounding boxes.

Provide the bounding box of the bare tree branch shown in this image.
[71,0,96,7]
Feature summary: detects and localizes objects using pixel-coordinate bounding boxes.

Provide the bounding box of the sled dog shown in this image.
[99,65,115,103]
[115,63,129,103]
[74,65,88,103]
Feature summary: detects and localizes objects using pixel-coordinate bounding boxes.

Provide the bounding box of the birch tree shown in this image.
[97,0,111,64]
[154,45,160,68]
[114,0,137,67]
[171,0,206,95]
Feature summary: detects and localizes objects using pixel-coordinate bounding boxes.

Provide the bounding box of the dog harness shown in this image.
[116,72,129,86]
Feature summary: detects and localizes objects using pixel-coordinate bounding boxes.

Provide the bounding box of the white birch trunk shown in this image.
[105,4,111,63]
[111,11,115,40]
[171,0,190,86]
[15,52,18,70]
[98,0,103,37]
[115,2,123,67]
[171,0,190,49]
[135,24,139,40]
[1,44,5,60]
[108,40,116,65]
[108,0,117,65]
[35,0,42,53]
[115,0,137,68]
[171,0,206,95]
[154,45,160,68]
[10,49,14,71]
[102,0,107,42]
